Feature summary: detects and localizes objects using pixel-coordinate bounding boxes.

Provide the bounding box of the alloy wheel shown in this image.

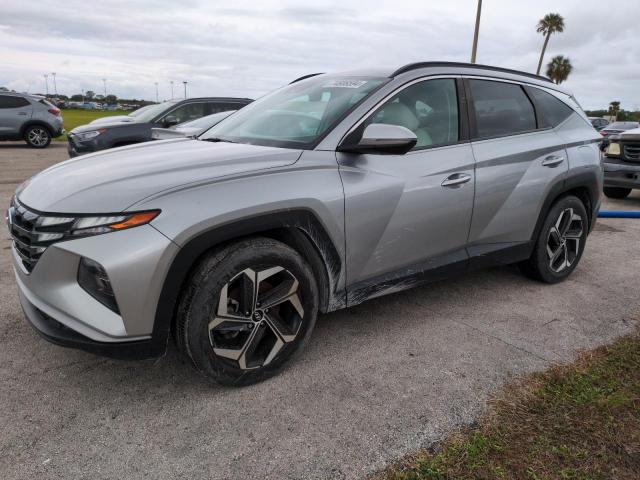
[209,266,304,370]
[546,208,583,273]
[27,128,49,147]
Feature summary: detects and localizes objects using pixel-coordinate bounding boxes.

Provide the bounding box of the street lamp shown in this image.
[183,81,187,99]
[102,78,107,97]
[51,72,57,96]
[470,0,482,63]
[154,82,159,103]
[44,74,49,96]
[170,81,174,99]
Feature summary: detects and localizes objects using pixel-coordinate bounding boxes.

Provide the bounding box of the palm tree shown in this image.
[609,101,621,121]
[536,13,565,75]
[546,56,573,84]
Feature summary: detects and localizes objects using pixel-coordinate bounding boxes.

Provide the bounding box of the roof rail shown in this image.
[390,62,553,83]
[289,72,324,84]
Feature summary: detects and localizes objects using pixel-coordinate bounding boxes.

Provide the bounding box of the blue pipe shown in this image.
[598,210,640,218]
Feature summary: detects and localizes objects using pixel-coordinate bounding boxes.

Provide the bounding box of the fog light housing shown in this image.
[78,257,120,314]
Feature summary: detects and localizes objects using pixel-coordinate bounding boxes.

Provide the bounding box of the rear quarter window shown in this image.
[528,88,574,128]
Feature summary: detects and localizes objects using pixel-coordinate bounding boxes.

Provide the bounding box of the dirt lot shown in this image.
[1,142,639,480]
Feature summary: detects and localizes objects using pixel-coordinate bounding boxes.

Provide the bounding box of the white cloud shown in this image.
[0,0,637,109]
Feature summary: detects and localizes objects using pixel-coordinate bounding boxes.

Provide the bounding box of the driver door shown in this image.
[336,78,476,304]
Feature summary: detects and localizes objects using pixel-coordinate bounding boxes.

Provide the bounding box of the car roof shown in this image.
[0,91,43,100]
[304,61,570,96]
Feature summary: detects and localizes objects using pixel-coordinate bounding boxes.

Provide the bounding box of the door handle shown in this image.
[441,173,472,187]
[542,155,565,167]
[17,112,27,116]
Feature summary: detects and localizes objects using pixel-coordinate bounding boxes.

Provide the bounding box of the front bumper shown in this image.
[19,290,158,359]
[603,159,640,189]
[11,221,179,359]
[67,135,96,157]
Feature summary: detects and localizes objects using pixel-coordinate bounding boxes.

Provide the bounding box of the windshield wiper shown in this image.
[201,137,236,144]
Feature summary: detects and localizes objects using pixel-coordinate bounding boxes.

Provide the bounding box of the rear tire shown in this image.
[519,195,588,284]
[176,237,319,386]
[603,187,632,199]
[24,125,51,148]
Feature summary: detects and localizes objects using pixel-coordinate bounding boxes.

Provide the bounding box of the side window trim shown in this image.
[463,77,541,142]
[340,76,469,152]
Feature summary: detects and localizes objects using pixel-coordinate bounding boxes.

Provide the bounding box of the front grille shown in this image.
[7,198,73,272]
[623,142,640,162]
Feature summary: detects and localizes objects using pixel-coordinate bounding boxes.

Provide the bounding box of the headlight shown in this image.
[10,197,160,244]
[606,142,621,157]
[49,211,161,238]
[73,129,106,141]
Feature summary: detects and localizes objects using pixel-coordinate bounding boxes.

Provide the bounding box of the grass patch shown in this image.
[56,109,127,140]
[374,331,640,480]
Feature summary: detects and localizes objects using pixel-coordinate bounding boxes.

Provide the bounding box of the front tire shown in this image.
[176,237,319,386]
[24,125,51,148]
[519,195,588,283]
[603,187,632,199]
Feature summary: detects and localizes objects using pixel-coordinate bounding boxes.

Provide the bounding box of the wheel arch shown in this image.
[532,169,600,243]
[150,209,345,355]
[20,120,54,137]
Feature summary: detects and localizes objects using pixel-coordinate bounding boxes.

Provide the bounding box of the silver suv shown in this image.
[0,93,64,148]
[7,62,602,386]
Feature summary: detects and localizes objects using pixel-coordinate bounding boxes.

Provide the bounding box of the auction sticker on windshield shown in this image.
[323,80,368,88]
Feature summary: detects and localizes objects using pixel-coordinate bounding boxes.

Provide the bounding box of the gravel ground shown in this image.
[1,141,639,479]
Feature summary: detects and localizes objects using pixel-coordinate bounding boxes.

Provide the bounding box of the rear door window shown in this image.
[469,80,536,139]
[528,88,574,128]
[0,95,30,108]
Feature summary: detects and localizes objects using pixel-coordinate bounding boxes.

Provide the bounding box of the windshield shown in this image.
[200,76,387,148]
[133,101,177,123]
[179,110,235,129]
[129,104,154,118]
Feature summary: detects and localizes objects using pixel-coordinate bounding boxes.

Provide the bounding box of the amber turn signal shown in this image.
[110,211,160,230]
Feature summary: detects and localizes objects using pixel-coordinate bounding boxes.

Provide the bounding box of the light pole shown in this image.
[81,88,85,103]
[102,78,107,97]
[51,72,57,96]
[44,74,49,95]
[183,81,187,99]
[470,0,482,63]
[170,81,174,99]
[154,82,159,103]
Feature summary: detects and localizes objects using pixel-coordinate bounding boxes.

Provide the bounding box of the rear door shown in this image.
[0,95,33,136]
[338,78,475,302]
[465,78,569,258]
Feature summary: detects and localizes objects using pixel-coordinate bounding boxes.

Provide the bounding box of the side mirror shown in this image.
[163,115,178,127]
[339,124,417,154]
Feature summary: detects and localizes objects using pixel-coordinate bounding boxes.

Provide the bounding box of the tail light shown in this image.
[47,108,61,116]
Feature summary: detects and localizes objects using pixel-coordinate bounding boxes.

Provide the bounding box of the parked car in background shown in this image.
[598,121,640,150]
[8,62,602,386]
[89,104,155,125]
[151,110,236,140]
[602,126,640,198]
[588,116,609,131]
[0,92,64,148]
[67,97,252,156]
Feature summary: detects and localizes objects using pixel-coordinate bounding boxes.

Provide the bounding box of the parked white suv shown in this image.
[0,93,64,148]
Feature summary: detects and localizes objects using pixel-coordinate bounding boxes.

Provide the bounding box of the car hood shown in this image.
[617,127,640,140]
[71,121,145,133]
[89,115,133,125]
[17,138,303,213]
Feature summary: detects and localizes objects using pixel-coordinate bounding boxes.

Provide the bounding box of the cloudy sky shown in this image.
[1,0,637,110]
